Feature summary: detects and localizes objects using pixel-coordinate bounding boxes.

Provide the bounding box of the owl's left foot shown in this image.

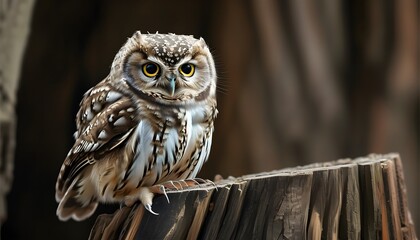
[126,179,215,215]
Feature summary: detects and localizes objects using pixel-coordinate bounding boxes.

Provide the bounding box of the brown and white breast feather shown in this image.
[101,100,217,201]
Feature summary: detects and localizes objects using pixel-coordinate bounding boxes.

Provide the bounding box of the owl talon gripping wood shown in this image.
[55,31,217,221]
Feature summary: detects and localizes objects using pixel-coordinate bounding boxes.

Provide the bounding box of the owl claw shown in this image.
[206,179,217,189]
[160,185,170,203]
[144,204,159,215]
[168,181,180,190]
[138,187,159,215]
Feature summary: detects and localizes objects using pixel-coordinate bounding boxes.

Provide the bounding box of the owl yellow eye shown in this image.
[142,63,159,78]
[179,63,195,77]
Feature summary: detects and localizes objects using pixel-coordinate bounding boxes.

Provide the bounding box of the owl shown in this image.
[55,31,217,221]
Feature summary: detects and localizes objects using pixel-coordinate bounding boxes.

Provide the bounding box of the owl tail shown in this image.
[56,179,98,221]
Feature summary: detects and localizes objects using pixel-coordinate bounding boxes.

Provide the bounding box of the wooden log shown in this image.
[89,153,417,240]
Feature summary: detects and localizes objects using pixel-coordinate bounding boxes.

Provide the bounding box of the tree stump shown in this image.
[89,153,417,240]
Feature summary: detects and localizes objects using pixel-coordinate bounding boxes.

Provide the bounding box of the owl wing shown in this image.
[56,80,138,201]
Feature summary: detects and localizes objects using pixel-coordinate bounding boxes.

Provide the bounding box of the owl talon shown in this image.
[168,181,180,191]
[160,185,170,203]
[206,179,217,189]
[144,204,159,216]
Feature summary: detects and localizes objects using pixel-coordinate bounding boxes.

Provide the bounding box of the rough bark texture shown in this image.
[90,153,417,240]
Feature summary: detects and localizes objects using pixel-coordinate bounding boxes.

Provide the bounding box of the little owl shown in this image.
[55,31,217,221]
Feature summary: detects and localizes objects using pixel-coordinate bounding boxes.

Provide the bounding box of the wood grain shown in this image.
[89,153,417,240]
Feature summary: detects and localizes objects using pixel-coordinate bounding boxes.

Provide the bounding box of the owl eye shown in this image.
[142,63,160,78]
[179,63,195,77]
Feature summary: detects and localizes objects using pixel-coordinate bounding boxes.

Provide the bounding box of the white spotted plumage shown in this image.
[55,31,217,221]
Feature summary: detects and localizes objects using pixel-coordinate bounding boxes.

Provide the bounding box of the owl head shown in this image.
[110,31,216,106]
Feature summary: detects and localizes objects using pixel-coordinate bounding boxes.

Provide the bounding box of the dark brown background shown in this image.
[3,0,419,239]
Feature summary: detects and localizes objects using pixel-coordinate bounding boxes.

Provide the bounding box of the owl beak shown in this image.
[165,73,176,96]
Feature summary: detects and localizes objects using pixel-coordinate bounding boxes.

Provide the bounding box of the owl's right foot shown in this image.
[153,178,215,197]
[124,187,159,215]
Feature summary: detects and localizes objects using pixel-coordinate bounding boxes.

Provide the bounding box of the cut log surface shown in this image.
[89,153,417,240]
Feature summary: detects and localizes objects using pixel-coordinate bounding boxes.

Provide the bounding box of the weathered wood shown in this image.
[338,164,360,240]
[89,153,417,240]
[358,159,389,239]
[394,156,417,239]
[208,180,247,239]
[382,159,403,239]
[308,164,358,240]
[235,172,312,239]
[198,181,240,239]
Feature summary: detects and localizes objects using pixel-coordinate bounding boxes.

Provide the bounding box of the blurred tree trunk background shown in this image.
[0,0,35,233]
[1,0,418,239]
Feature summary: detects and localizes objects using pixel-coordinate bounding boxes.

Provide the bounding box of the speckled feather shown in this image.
[55,31,217,221]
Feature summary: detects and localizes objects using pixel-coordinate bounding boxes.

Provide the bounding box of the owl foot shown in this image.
[131,179,215,215]
[156,178,215,194]
[123,187,160,215]
[139,187,159,215]
[149,184,170,203]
